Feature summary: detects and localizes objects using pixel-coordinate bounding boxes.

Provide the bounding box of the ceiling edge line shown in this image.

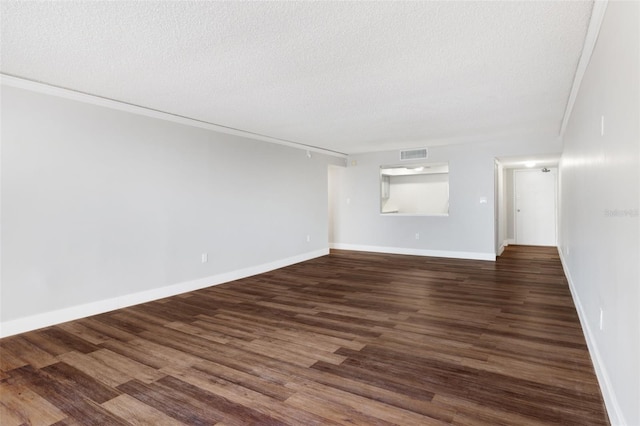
[0,74,348,159]
[559,0,609,138]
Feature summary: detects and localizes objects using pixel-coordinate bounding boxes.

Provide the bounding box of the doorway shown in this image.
[514,168,557,246]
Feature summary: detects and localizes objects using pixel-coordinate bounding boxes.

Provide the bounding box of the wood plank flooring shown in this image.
[0,246,609,425]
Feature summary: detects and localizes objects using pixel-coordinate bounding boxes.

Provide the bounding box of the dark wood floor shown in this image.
[1,246,609,425]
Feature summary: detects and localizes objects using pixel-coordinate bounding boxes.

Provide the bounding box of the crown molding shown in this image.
[0,74,347,159]
[559,0,609,137]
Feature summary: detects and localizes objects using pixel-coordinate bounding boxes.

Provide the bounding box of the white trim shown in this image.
[0,74,347,159]
[330,243,495,261]
[506,238,516,245]
[497,239,512,256]
[558,247,624,426]
[559,0,609,136]
[0,248,328,338]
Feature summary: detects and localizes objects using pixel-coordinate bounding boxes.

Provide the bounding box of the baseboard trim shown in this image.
[0,248,329,338]
[330,243,495,261]
[558,247,624,426]
[497,239,513,256]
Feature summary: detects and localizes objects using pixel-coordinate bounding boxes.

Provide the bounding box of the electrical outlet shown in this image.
[201,253,208,263]
[415,233,420,240]
[306,235,311,243]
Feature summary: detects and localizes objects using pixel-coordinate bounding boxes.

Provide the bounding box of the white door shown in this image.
[515,168,557,246]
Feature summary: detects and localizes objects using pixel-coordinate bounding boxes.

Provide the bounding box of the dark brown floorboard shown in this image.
[0,246,609,425]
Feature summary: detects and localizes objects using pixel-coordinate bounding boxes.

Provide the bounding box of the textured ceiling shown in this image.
[0,1,593,154]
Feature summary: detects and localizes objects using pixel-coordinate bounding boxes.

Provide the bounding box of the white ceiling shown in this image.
[0,1,593,155]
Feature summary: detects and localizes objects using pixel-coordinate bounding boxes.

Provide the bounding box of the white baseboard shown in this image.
[497,239,512,256]
[330,243,495,261]
[558,247,624,426]
[0,248,329,338]
[506,238,516,245]
[497,243,505,256]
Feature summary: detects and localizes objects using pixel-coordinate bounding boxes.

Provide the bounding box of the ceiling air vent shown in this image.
[400,148,428,161]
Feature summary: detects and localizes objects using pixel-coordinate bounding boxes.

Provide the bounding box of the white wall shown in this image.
[327,165,345,244]
[0,85,341,335]
[505,168,516,242]
[559,2,639,425]
[330,138,562,260]
[495,161,507,253]
[383,173,449,215]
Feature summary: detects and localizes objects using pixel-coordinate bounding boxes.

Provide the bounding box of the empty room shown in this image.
[1,1,638,425]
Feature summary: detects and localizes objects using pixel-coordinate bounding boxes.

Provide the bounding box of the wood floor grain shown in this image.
[0,246,609,425]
